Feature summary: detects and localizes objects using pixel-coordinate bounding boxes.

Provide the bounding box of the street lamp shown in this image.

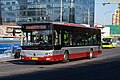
[104,11,112,26]
[69,0,75,23]
[60,0,63,22]
[88,5,93,26]
[60,0,75,23]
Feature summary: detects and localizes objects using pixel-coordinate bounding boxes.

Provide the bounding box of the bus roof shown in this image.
[52,22,86,28]
[18,22,99,30]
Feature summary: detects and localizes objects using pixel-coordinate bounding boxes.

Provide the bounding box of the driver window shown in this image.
[33,30,52,45]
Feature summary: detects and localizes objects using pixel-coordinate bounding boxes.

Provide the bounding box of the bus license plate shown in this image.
[32,57,38,60]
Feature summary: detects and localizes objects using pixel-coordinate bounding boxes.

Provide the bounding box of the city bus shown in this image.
[102,36,117,48]
[19,22,102,63]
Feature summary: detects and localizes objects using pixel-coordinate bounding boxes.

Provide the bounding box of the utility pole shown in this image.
[69,0,75,23]
[104,11,112,26]
[60,0,63,22]
[88,5,93,26]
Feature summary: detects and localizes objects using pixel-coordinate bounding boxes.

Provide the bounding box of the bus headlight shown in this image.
[45,52,52,56]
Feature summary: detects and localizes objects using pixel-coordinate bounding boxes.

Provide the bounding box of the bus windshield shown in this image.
[102,38,111,43]
[102,38,117,43]
[22,30,52,46]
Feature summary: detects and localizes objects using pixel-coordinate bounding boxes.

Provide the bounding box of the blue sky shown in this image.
[95,0,118,25]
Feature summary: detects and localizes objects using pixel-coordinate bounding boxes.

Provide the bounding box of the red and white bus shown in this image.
[19,22,102,63]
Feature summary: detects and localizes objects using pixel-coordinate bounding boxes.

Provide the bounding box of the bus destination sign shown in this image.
[26,25,47,29]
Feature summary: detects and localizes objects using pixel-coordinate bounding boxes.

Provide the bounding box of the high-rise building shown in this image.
[1,0,20,24]
[0,0,2,24]
[1,0,95,26]
[112,9,119,25]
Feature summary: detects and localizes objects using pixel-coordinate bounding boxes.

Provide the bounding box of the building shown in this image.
[0,0,20,24]
[0,0,2,24]
[1,0,95,26]
[112,9,119,25]
[112,3,120,25]
[0,24,21,37]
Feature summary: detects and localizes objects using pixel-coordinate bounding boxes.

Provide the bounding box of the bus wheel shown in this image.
[63,51,69,63]
[89,50,93,59]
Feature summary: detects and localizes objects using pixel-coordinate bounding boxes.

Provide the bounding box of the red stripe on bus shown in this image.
[21,50,102,62]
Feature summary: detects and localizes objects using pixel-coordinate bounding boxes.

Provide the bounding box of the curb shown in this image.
[0,58,20,63]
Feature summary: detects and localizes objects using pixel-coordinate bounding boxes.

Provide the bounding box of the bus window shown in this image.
[54,30,58,45]
[54,30,62,45]
[22,30,52,46]
[23,32,28,45]
[63,31,70,46]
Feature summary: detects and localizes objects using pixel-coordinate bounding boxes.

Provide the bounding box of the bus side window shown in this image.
[54,30,58,45]
[54,30,62,45]
[63,31,69,46]
[93,35,97,45]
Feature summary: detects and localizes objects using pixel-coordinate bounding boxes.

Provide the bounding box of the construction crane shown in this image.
[102,2,120,25]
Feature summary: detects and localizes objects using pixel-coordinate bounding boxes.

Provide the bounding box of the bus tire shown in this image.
[62,51,69,63]
[89,50,93,59]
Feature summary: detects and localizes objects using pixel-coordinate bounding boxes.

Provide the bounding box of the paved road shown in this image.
[0,47,120,80]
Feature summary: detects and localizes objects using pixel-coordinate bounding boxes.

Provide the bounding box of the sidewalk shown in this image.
[0,57,17,63]
[0,52,20,62]
[0,55,20,63]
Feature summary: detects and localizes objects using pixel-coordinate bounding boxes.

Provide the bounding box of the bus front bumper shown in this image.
[102,44,114,48]
[21,56,53,62]
[21,55,64,62]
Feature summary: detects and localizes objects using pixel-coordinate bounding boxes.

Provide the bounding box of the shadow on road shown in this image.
[1,56,120,80]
